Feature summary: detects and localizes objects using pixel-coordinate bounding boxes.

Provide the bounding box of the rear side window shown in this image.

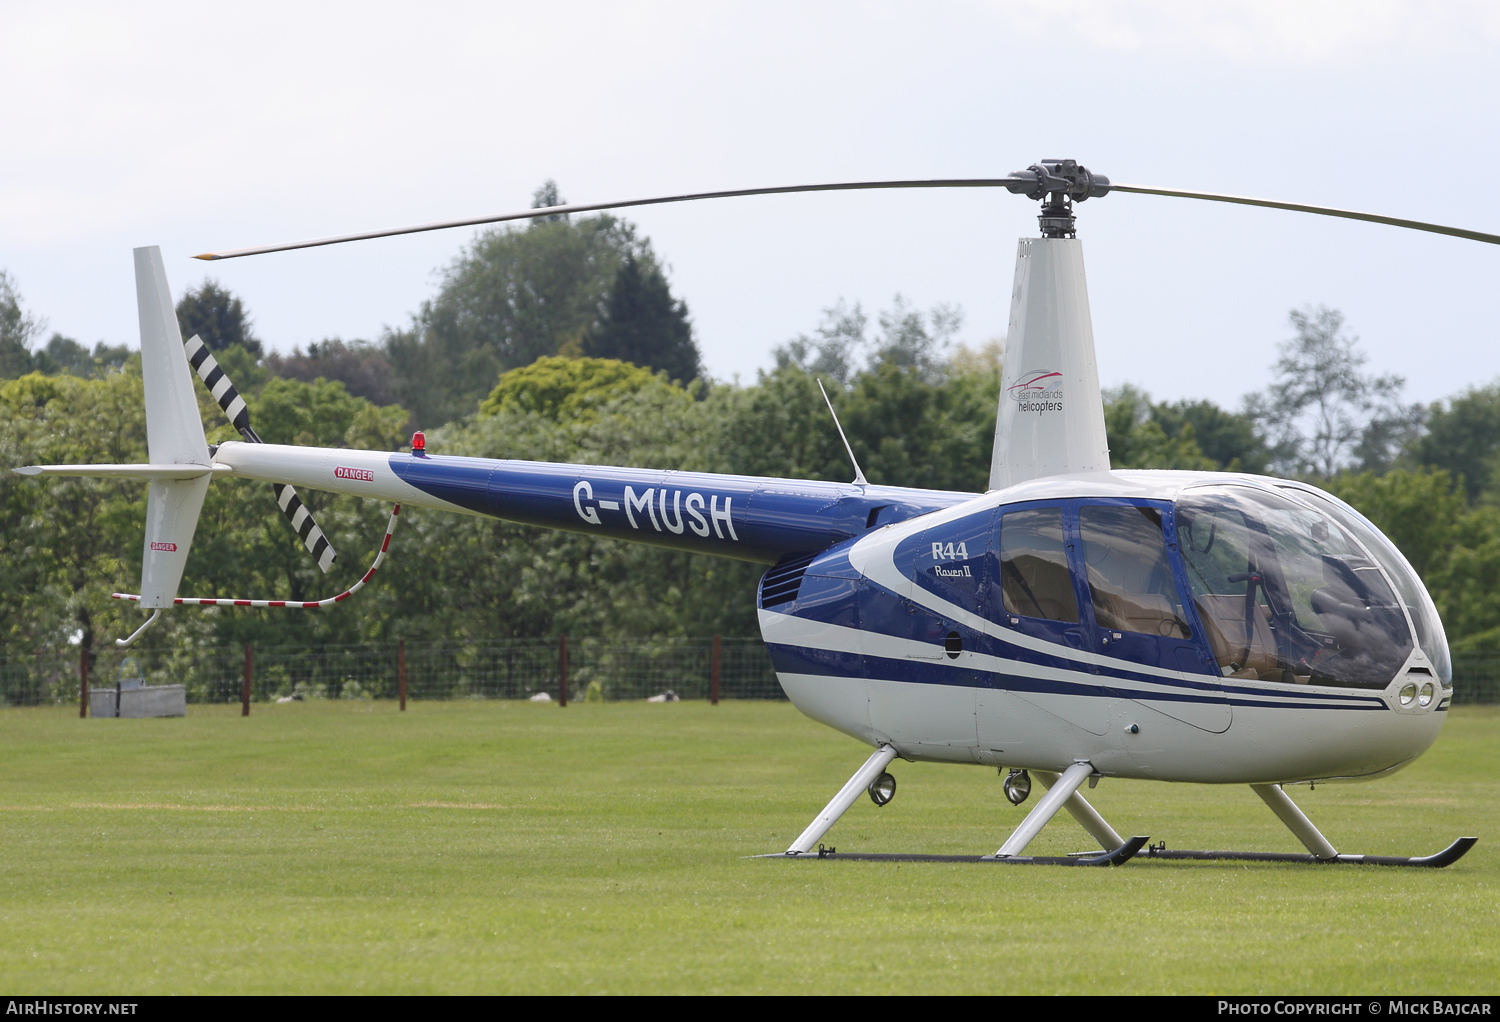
[999,507,1079,623]
[1078,504,1191,640]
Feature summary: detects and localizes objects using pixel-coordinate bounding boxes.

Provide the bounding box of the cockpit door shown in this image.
[1075,500,1231,734]
[986,504,1109,737]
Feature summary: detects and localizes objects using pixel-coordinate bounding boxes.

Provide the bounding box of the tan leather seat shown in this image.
[1093,591,1190,639]
[1195,594,1288,680]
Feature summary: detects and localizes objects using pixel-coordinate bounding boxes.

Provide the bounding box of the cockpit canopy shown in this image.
[1176,484,1448,688]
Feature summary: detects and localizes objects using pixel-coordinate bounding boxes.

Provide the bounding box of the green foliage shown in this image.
[266,338,398,409]
[1325,468,1465,581]
[479,357,669,422]
[0,271,46,379]
[1324,468,1500,652]
[1103,386,1215,471]
[775,296,961,386]
[0,371,148,656]
[1411,383,1500,502]
[1423,505,1500,652]
[385,213,650,427]
[1149,397,1268,472]
[1245,306,1415,479]
[581,254,702,383]
[176,279,261,357]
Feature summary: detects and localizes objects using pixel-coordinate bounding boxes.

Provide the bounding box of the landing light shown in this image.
[1399,682,1418,706]
[867,771,897,807]
[1003,768,1031,806]
[1419,682,1435,707]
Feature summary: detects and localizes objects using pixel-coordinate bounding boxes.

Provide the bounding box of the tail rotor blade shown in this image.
[183,334,339,573]
[275,483,337,573]
[184,335,253,437]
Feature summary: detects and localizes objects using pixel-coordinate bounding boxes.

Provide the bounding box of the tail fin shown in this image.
[134,246,211,607]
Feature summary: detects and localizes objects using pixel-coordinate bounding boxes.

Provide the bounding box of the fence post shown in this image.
[242,644,252,716]
[558,633,568,707]
[711,635,721,706]
[398,639,407,711]
[79,645,89,719]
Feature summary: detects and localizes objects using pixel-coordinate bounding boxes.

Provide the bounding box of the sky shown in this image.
[4,0,1499,410]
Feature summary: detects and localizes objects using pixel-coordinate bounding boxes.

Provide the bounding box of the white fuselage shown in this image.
[761,471,1449,785]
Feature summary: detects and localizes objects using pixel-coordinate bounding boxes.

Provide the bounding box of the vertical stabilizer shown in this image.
[987,237,1110,490]
[135,247,209,466]
[133,247,211,607]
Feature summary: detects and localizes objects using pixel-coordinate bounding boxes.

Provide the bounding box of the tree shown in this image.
[581,254,702,383]
[871,295,962,382]
[530,180,568,224]
[479,357,668,422]
[775,300,869,385]
[1246,306,1411,479]
[1150,398,1268,473]
[384,205,650,427]
[1103,386,1216,471]
[0,271,43,379]
[0,370,148,662]
[775,295,963,386]
[267,338,400,409]
[1326,468,1466,581]
[1410,384,1500,501]
[176,280,261,356]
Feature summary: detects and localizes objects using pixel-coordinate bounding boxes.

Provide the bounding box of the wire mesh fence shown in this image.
[5,642,1500,709]
[0,637,785,707]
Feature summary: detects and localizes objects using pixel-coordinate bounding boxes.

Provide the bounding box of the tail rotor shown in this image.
[183,335,337,573]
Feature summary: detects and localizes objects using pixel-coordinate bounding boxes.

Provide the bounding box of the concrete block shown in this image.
[90,685,187,718]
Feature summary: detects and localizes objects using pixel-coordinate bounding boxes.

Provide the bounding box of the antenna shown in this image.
[818,379,868,487]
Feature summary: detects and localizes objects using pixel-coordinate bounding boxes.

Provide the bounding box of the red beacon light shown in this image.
[411,431,426,456]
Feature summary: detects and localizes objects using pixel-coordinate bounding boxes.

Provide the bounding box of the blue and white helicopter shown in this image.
[19,161,1493,866]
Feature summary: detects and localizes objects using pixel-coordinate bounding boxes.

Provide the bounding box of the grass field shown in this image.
[0,699,1496,995]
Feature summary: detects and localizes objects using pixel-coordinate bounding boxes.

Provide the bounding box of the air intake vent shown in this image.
[760,552,817,608]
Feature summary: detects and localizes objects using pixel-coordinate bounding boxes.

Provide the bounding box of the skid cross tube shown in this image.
[1252,783,1338,859]
[1033,769,1125,850]
[996,761,1096,857]
[786,745,897,854]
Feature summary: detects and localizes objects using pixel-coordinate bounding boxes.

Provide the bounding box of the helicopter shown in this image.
[16,160,1494,867]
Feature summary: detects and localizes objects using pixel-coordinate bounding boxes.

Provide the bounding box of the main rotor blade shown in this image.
[192,178,1025,261]
[1109,183,1500,246]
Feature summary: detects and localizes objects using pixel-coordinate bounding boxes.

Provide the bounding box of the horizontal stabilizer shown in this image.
[12,464,231,479]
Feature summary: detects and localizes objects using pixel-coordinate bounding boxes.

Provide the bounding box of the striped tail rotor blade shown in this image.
[183,335,251,433]
[275,483,337,573]
[182,334,338,573]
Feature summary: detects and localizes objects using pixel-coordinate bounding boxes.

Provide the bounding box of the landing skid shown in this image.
[758,836,1149,866]
[778,749,1480,867]
[1135,836,1477,868]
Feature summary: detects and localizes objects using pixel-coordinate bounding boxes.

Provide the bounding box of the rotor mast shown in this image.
[1005,159,1111,239]
[987,160,1113,491]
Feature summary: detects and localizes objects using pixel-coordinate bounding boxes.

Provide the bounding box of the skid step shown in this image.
[1136,837,1477,868]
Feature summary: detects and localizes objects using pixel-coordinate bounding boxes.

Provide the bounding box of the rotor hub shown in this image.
[1006,159,1111,239]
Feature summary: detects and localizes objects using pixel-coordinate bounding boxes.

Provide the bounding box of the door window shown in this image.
[998,507,1079,623]
[1078,505,1191,640]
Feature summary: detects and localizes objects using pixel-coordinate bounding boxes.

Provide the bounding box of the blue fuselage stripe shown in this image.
[389,454,972,564]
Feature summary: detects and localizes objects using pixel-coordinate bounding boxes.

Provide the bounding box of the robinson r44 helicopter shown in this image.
[18,161,1493,866]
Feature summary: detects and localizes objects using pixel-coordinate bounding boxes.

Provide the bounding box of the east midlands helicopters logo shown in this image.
[334,466,375,482]
[1007,368,1064,414]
